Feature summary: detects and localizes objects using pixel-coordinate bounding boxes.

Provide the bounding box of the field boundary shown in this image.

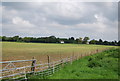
[0,48,110,81]
[1,57,75,81]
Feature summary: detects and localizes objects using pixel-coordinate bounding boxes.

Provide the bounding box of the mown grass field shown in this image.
[2,42,117,63]
[30,48,119,79]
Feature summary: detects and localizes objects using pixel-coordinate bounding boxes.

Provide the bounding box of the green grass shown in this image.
[30,48,119,79]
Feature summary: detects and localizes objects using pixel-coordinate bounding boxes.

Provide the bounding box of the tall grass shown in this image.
[48,48,119,79]
[30,48,119,79]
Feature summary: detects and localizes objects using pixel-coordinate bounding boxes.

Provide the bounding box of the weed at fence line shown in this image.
[27,62,67,79]
[45,48,119,79]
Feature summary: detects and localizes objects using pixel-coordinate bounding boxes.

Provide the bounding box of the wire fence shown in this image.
[0,48,110,81]
[1,56,74,81]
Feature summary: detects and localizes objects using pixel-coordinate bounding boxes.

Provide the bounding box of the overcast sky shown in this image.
[1,2,118,41]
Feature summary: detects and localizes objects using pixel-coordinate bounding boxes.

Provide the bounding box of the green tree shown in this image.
[49,36,56,39]
[114,40,118,45]
[76,37,83,44]
[0,36,2,41]
[23,37,31,42]
[79,37,83,44]
[48,36,57,43]
[69,37,75,43]
[103,41,109,45]
[82,37,90,44]
[89,39,97,44]
[2,36,7,41]
[97,39,103,45]
[13,36,19,42]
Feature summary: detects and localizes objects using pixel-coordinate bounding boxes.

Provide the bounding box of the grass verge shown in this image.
[30,48,119,79]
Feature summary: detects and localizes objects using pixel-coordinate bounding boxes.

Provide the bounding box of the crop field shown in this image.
[1,42,118,79]
[2,42,116,63]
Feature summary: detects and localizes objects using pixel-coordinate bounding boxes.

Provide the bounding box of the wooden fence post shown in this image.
[72,52,74,61]
[66,57,68,64]
[61,59,63,67]
[77,54,79,60]
[60,53,62,61]
[67,57,69,63]
[60,53,64,67]
[53,63,54,74]
[90,51,92,55]
[47,55,50,68]
[24,67,27,80]
[96,49,98,53]
[70,56,72,64]
[31,57,36,74]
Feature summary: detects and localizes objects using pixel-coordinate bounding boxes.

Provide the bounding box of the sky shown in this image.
[1,1,118,41]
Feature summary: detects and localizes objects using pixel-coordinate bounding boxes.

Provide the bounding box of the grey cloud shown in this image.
[87,2,118,21]
[2,2,118,41]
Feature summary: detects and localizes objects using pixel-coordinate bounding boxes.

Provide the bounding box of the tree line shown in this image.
[0,36,120,46]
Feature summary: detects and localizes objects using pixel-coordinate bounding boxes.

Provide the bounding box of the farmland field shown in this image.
[1,42,118,79]
[2,42,117,64]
